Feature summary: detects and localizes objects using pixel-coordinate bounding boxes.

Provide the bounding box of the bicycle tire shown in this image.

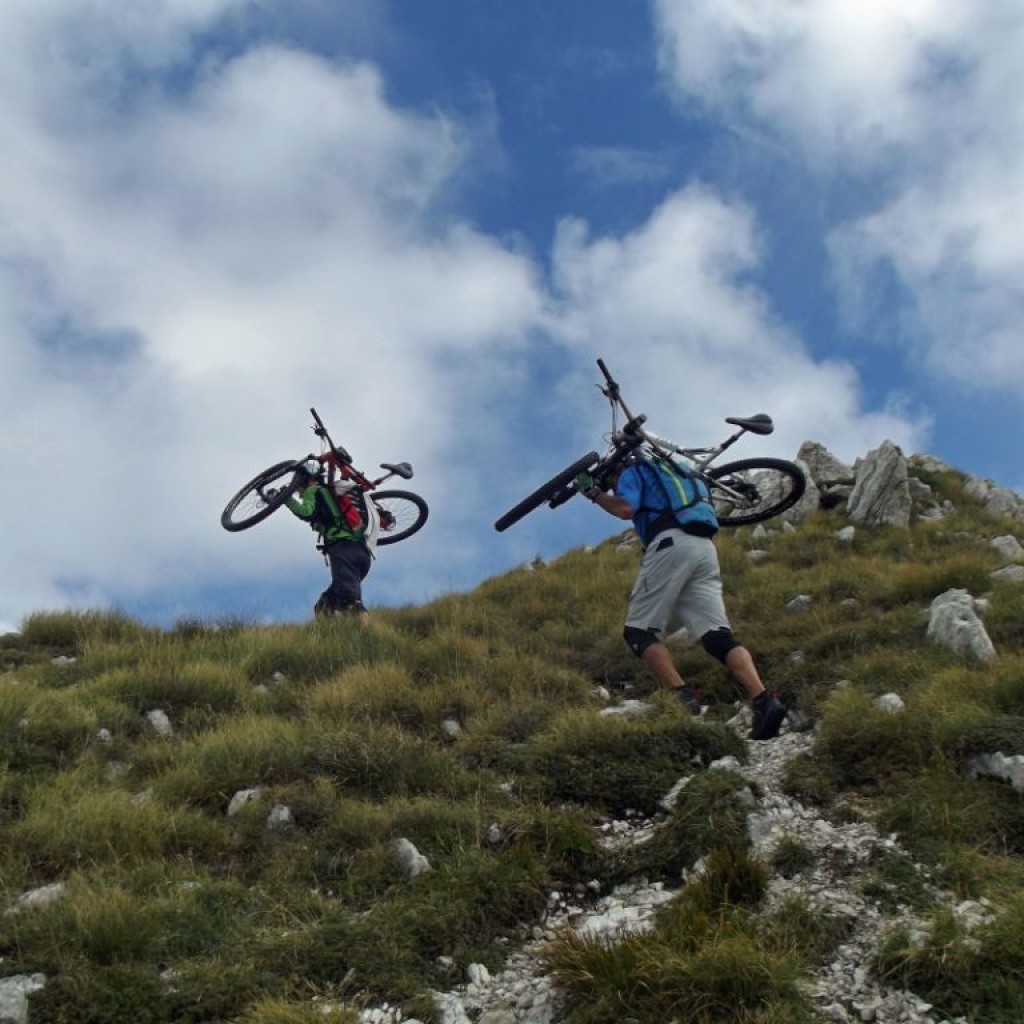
[373,490,428,545]
[707,457,807,527]
[494,451,601,532]
[221,460,303,532]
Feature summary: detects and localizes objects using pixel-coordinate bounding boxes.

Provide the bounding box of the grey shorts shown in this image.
[625,529,730,640]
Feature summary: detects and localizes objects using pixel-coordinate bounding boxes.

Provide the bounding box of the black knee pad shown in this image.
[701,627,740,664]
[624,626,659,658]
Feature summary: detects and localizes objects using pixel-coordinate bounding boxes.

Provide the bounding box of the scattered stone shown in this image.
[968,752,1024,794]
[392,837,431,878]
[797,442,854,484]
[466,963,491,987]
[990,565,1024,583]
[990,535,1023,560]
[0,973,46,1024]
[926,589,996,661]
[782,459,821,524]
[265,804,294,831]
[227,787,263,817]
[964,476,1024,521]
[599,699,654,718]
[665,625,694,647]
[847,441,911,528]
[10,883,64,913]
[874,693,905,714]
[145,709,173,736]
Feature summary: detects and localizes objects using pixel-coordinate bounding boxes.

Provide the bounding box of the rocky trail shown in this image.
[363,716,974,1024]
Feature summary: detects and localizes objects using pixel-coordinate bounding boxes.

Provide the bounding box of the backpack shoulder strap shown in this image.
[653,457,698,509]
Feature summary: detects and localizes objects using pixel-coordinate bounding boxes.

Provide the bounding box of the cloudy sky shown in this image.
[2,0,1022,632]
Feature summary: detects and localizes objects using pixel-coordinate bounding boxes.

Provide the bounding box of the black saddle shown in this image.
[725,413,774,435]
[380,461,414,479]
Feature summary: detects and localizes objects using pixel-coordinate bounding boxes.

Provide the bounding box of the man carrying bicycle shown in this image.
[576,458,786,741]
[286,459,379,622]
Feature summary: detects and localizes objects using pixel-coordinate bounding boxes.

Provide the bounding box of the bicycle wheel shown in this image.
[220,460,303,532]
[494,451,601,532]
[373,490,429,545]
[707,457,807,527]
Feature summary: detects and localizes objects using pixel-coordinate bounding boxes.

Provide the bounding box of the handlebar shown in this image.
[309,407,352,465]
[596,357,647,440]
[596,357,620,401]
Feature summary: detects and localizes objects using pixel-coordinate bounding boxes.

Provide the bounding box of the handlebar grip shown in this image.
[596,358,613,383]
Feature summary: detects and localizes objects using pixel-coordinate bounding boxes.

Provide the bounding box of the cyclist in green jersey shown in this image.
[286,459,377,622]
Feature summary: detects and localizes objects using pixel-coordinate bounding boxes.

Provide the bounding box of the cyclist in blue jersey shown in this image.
[577,457,785,740]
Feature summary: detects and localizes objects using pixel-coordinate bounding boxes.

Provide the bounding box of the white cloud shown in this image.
[548,183,926,465]
[653,0,969,161]
[653,0,1024,396]
[0,3,544,629]
[0,3,930,630]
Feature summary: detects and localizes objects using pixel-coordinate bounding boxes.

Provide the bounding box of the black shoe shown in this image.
[749,692,786,740]
[672,686,702,716]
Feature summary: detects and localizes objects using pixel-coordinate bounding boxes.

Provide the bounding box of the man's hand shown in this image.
[574,472,602,500]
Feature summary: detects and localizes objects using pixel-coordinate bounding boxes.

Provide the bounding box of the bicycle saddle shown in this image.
[381,461,414,479]
[726,413,774,435]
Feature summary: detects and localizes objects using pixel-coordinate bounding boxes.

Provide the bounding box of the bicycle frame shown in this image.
[595,360,771,503]
[617,425,753,473]
[308,407,405,494]
[221,410,428,539]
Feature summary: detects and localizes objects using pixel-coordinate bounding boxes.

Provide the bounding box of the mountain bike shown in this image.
[221,408,429,545]
[494,358,806,532]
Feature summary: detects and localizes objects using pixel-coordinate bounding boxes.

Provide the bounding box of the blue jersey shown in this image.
[616,459,718,547]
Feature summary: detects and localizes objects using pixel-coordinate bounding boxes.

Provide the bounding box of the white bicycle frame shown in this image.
[600,374,768,505]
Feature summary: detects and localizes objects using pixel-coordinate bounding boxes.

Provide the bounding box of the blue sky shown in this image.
[2,0,1022,632]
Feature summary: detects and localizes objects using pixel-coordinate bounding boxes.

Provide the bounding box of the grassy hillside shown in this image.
[2,462,1024,1023]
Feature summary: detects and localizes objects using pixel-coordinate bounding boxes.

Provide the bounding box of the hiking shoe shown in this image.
[672,686,702,716]
[749,692,786,740]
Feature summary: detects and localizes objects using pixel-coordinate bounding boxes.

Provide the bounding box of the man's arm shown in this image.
[575,473,633,519]
[285,484,318,520]
[592,490,633,519]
